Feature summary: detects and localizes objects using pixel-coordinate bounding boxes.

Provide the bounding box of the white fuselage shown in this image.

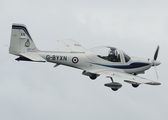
[37,50,152,75]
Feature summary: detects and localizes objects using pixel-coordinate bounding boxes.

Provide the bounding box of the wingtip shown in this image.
[146,82,161,85]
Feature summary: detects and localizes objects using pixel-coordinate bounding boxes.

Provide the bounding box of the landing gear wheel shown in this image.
[111,88,118,91]
[105,77,122,91]
[89,74,97,80]
[132,84,139,88]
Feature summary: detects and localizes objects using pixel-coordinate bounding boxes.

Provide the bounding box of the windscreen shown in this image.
[123,52,131,62]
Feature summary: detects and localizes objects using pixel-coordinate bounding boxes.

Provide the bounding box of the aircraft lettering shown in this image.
[27,48,36,52]
[52,55,56,60]
[56,56,59,60]
[74,44,81,46]
[46,55,67,61]
[21,33,25,36]
[60,56,63,60]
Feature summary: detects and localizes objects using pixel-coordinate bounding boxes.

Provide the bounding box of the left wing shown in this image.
[58,39,87,52]
[87,69,161,85]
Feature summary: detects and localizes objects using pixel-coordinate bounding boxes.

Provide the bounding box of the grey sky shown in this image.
[0,0,168,120]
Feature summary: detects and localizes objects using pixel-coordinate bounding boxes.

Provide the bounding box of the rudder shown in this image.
[9,23,39,56]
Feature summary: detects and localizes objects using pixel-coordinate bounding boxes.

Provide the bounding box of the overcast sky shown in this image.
[0,0,168,120]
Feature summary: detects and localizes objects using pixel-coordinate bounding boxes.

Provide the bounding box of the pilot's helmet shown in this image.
[109,50,114,56]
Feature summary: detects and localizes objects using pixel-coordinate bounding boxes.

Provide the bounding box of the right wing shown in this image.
[86,69,161,85]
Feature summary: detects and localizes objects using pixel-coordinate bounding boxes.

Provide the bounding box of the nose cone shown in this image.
[153,60,161,66]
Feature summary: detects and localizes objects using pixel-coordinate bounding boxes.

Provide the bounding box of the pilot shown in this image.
[108,50,117,62]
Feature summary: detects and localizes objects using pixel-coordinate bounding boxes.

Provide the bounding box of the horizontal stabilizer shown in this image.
[19,53,46,62]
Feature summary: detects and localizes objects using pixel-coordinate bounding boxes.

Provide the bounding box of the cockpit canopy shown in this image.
[90,46,131,63]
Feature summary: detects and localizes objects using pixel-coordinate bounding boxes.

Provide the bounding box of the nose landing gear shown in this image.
[104,77,122,91]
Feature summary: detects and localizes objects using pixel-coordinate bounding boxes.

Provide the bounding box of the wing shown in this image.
[58,39,87,52]
[87,69,161,85]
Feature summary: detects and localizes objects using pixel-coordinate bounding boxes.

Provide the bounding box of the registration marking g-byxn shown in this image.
[46,55,67,61]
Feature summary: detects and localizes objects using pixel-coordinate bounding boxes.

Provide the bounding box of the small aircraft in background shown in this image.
[9,24,161,91]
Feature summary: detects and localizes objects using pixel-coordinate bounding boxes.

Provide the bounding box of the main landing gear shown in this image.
[82,71,99,80]
[89,74,97,80]
[132,84,139,88]
[104,77,122,91]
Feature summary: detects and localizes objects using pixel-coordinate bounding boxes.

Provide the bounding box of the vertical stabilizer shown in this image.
[9,24,39,56]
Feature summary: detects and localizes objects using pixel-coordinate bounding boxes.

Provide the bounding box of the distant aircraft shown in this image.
[9,24,161,91]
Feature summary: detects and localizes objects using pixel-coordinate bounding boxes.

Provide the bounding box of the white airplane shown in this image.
[9,23,161,91]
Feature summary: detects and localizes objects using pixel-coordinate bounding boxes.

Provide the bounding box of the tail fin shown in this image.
[9,23,39,56]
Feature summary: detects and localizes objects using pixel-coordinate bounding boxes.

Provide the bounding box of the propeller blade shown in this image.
[154,65,159,80]
[154,45,159,60]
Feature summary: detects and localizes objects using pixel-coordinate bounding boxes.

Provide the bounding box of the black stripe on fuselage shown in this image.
[91,62,150,69]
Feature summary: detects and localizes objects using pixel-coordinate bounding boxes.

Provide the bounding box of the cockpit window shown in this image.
[123,52,130,62]
[107,49,121,62]
[96,47,121,62]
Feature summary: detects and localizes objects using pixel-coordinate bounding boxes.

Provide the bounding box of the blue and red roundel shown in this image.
[72,57,79,64]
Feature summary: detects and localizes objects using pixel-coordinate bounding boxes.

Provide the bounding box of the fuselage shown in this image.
[37,49,154,75]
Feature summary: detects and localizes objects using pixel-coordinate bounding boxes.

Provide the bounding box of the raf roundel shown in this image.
[72,57,79,64]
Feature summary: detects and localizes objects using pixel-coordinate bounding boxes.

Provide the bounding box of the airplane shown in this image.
[9,23,161,91]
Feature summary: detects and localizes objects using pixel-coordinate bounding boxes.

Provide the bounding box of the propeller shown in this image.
[154,45,159,60]
[154,65,159,80]
[153,45,160,79]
